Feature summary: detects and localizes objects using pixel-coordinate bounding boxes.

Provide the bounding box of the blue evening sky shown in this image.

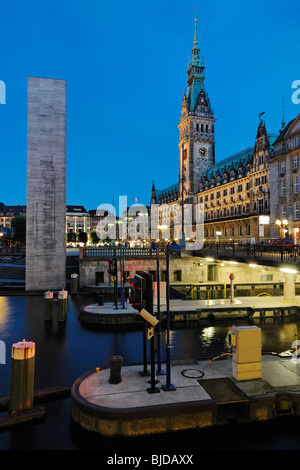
[0,0,299,213]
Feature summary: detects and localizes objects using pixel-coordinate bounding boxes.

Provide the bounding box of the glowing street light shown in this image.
[275,219,288,239]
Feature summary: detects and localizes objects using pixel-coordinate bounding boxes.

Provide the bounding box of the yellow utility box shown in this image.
[229,326,262,381]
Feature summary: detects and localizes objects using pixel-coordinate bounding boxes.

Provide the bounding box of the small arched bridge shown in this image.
[1,243,299,269]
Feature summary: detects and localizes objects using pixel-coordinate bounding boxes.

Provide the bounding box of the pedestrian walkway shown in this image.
[82,302,138,315]
[78,295,300,325]
[80,295,300,316]
[75,355,300,410]
[168,295,300,312]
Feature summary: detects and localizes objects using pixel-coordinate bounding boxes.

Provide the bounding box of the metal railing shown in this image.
[0,247,26,257]
[81,247,181,260]
[193,241,300,264]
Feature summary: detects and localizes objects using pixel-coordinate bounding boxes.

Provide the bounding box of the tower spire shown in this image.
[151,181,157,204]
[191,11,200,65]
[178,11,215,197]
[194,14,198,47]
[186,13,209,113]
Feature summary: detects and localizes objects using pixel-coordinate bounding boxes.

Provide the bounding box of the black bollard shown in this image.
[98,295,104,306]
[109,355,123,384]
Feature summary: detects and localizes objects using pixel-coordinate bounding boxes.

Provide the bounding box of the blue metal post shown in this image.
[120,245,125,309]
[155,246,165,375]
[162,245,176,391]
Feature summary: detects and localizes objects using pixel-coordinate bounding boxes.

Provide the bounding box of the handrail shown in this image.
[193,241,300,264]
[81,247,180,259]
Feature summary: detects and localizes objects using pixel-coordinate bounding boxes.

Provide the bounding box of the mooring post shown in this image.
[58,290,68,322]
[70,274,79,294]
[10,340,35,413]
[44,290,53,321]
[108,355,123,384]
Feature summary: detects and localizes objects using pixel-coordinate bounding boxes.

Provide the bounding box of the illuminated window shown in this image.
[294,202,300,221]
[293,175,299,194]
[281,179,286,197]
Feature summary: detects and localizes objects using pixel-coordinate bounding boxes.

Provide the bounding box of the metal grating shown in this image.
[198,378,250,404]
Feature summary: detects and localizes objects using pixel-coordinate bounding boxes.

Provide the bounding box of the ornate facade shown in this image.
[269,113,300,244]
[198,119,277,242]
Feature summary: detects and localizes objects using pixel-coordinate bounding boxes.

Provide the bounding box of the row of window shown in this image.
[280,175,299,196]
[199,178,268,203]
[0,213,21,217]
[280,155,299,172]
[281,202,300,221]
[253,156,267,167]
[205,200,268,220]
[195,123,213,133]
[205,224,251,238]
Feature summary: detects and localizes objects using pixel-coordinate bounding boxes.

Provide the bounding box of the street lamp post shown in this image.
[216,230,221,256]
[276,218,288,239]
[157,224,168,244]
[135,273,149,377]
[275,218,289,261]
[150,242,165,375]
[162,240,181,392]
[119,243,126,309]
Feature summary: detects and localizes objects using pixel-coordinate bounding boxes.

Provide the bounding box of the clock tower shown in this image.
[178,17,215,197]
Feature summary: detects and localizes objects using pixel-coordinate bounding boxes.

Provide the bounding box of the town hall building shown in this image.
[150,17,279,245]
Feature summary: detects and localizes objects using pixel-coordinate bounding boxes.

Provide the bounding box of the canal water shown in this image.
[1,294,300,452]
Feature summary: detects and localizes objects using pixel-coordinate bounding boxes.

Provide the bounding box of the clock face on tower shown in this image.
[198,146,208,157]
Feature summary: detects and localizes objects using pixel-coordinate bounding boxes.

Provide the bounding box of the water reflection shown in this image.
[1,295,300,450]
[167,324,232,361]
[199,326,216,347]
[252,316,299,355]
[0,297,13,339]
[166,316,300,362]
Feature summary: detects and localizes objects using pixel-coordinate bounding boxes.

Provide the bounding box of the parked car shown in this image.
[267,238,295,253]
[268,238,294,246]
